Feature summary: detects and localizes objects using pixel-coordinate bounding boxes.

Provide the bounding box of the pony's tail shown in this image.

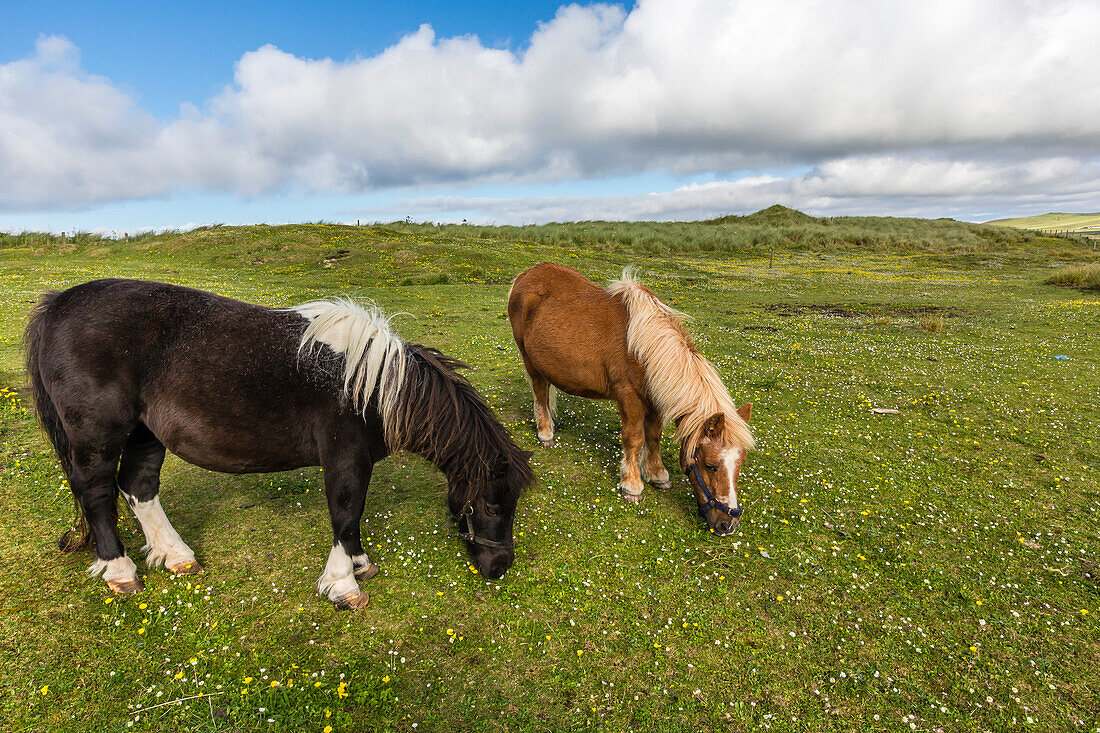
[24,291,91,553]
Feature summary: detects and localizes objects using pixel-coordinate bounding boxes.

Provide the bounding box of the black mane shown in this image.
[394,344,534,505]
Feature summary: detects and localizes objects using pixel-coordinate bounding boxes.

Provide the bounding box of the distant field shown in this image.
[0,214,1097,732]
[986,212,1100,236]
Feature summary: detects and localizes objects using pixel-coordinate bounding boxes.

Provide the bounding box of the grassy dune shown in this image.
[0,217,1098,732]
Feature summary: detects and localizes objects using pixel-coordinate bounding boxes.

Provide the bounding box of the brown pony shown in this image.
[507,262,753,534]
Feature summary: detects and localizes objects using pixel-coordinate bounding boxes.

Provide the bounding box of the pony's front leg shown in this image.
[640,410,672,489]
[616,391,647,503]
[318,454,374,610]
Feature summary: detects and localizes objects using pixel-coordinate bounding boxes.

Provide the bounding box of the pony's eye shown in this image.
[485,504,501,516]
[705,464,719,473]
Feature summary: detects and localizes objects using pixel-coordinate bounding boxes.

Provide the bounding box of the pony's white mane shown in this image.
[605,268,753,457]
[293,299,406,446]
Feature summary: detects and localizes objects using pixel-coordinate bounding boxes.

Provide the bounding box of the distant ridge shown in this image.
[986,212,1100,234]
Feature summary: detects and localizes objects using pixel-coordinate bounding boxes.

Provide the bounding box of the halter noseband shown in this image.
[452,501,514,551]
[686,450,743,521]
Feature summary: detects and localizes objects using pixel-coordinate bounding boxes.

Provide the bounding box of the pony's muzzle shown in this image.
[474,547,514,580]
[703,505,742,535]
[713,518,740,536]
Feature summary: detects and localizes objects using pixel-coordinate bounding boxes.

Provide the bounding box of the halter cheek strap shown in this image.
[452,501,514,551]
[686,451,743,520]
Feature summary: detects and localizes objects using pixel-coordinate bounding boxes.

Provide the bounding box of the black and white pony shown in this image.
[24,279,533,609]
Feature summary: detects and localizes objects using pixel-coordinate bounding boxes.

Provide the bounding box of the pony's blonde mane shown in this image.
[606,268,753,457]
[293,299,407,446]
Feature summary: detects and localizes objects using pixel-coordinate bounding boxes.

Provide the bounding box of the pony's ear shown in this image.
[703,413,725,437]
[737,402,753,422]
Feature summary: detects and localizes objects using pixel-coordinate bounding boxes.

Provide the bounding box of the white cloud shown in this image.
[368,155,1100,223]
[2,0,1100,215]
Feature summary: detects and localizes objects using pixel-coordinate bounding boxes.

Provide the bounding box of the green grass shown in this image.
[1045,262,1100,290]
[987,212,1100,230]
[987,212,1100,240]
[0,220,1098,732]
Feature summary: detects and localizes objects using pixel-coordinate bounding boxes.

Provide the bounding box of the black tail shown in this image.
[24,291,92,553]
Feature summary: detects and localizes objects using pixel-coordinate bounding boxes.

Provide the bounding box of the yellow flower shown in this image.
[138,628,145,635]
[447,628,454,635]
[576,650,583,656]
[382,675,390,683]
[39,685,49,695]
[324,727,333,733]
[969,646,977,653]
[104,598,113,605]
[138,603,147,609]
[244,677,253,684]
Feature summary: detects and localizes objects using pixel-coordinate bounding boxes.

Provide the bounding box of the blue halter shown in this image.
[686,450,743,520]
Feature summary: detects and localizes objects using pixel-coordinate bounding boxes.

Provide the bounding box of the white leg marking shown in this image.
[618,453,644,501]
[640,443,671,484]
[318,545,361,602]
[126,494,197,569]
[89,555,138,582]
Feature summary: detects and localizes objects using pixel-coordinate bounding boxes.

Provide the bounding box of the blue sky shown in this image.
[2,0,1098,232]
[1,1,581,119]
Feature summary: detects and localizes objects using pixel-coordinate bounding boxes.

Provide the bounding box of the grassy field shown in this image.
[0,217,1098,732]
[986,213,1100,238]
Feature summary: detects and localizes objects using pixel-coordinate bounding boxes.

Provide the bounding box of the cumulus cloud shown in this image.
[2,0,1100,215]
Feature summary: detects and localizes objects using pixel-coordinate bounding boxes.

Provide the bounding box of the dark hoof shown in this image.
[354,562,380,581]
[169,560,204,575]
[107,577,145,594]
[538,437,555,448]
[334,591,370,610]
[647,479,672,490]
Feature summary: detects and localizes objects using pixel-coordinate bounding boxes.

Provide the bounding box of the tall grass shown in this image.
[387,205,1059,255]
[1044,262,1100,290]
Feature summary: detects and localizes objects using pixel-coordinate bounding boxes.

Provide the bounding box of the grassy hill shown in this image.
[986,212,1100,236]
[0,218,1097,732]
[392,206,1075,257]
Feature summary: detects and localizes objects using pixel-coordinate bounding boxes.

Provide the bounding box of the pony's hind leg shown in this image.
[69,439,142,593]
[640,410,672,489]
[317,449,374,609]
[522,364,557,447]
[118,424,201,575]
